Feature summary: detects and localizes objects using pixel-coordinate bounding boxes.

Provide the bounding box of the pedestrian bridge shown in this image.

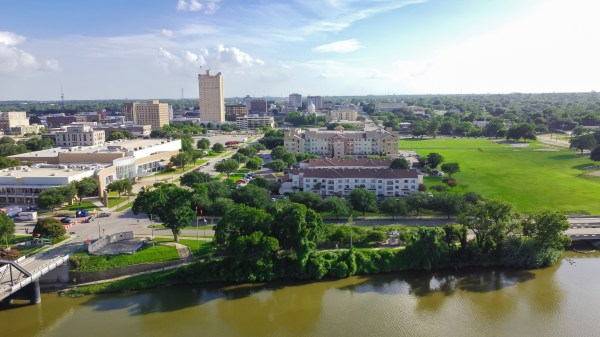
[0,253,69,305]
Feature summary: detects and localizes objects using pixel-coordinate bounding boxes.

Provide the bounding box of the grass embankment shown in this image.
[61,202,99,211]
[70,244,180,272]
[402,137,600,214]
[152,237,213,257]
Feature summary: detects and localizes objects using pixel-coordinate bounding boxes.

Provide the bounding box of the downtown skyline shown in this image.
[1,0,600,101]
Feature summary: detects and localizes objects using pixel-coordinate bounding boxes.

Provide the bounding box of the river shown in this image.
[2,252,599,337]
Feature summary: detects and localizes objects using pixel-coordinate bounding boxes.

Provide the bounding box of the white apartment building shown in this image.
[327,108,358,122]
[53,124,105,147]
[236,116,275,130]
[0,111,29,131]
[198,70,225,122]
[280,168,422,197]
[284,127,399,158]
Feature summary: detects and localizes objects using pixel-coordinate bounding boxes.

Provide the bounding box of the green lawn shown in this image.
[152,238,213,257]
[107,196,130,208]
[402,137,600,214]
[70,244,180,272]
[116,200,135,212]
[62,202,99,211]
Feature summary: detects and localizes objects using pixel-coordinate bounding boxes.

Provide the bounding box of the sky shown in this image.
[1,0,600,100]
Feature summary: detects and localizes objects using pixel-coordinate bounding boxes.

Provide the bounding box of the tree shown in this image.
[426,152,444,168]
[214,159,239,178]
[74,177,99,204]
[231,152,247,164]
[380,198,407,219]
[0,156,20,169]
[197,138,210,150]
[266,159,287,172]
[349,188,378,216]
[180,171,212,188]
[212,143,225,153]
[251,143,266,152]
[107,130,127,141]
[249,177,281,193]
[457,199,520,253]
[0,212,15,244]
[231,184,270,209]
[270,146,288,160]
[522,210,570,249]
[214,204,272,250]
[405,227,449,271]
[506,123,536,141]
[591,146,600,162]
[106,179,132,198]
[169,151,193,171]
[431,193,464,220]
[38,188,66,212]
[390,158,411,169]
[132,184,196,242]
[289,191,324,211]
[440,162,460,177]
[570,134,597,155]
[324,196,351,220]
[405,192,430,216]
[33,217,65,239]
[281,153,297,167]
[245,155,263,171]
[237,146,257,157]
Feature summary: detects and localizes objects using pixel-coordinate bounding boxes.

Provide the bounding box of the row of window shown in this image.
[308,178,416,184]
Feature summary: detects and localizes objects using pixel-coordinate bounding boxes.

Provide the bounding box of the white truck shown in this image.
[16,211,37,221]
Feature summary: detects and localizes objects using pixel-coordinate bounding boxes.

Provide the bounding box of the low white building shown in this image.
[236,115,275,130]
[0,165,97,205]
[280,167,422,197]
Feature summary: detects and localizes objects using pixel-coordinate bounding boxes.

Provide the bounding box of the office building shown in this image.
[307,96,323,110]
[123,100,169,130]
[225,104,248,121]
[289,93,302,108]
[327,107,358,122]
[198,70,225,122]
[46,114,87,128]
[52,124,105,147]
[249,99,267,113]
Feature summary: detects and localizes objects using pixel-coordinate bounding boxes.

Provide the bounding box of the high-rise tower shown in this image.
[198,70,225,122]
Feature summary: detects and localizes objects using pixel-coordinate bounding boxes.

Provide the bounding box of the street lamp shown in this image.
[196,207,200,255]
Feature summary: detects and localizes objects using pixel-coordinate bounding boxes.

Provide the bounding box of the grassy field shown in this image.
[153,237,213,257]
[70,244,180,272]
[62,202,98,211]
[401,137,600,214]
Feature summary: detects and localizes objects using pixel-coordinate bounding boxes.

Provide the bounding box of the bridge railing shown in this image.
[2,255,70,296]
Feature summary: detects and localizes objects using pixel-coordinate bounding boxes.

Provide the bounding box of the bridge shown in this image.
[0,250,70,305]
[565,219,600,247]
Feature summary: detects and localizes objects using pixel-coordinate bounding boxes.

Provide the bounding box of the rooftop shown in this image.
[290,168,420,179]
[0,165,99,179]
[302,158,392,168]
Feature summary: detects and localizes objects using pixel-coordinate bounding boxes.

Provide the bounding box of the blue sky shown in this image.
[1,0,599,100]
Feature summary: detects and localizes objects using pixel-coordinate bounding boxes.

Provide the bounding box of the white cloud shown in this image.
[176,0,220,14]
[0,31,26,46]
[313,39,362,53]
[158,44,263,74]
[300,0,426,34]
[0,31,59,75]
[160,29,174,38]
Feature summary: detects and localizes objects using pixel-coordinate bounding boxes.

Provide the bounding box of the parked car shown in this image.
[60,217,73,224]
[98,212,111,218]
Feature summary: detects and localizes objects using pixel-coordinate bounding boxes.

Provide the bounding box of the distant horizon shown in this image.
[2,90,599,104]
[2,1,600,100]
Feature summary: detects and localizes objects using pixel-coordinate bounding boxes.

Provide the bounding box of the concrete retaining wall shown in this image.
[88,231,134,254]
[70,259,185,283]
